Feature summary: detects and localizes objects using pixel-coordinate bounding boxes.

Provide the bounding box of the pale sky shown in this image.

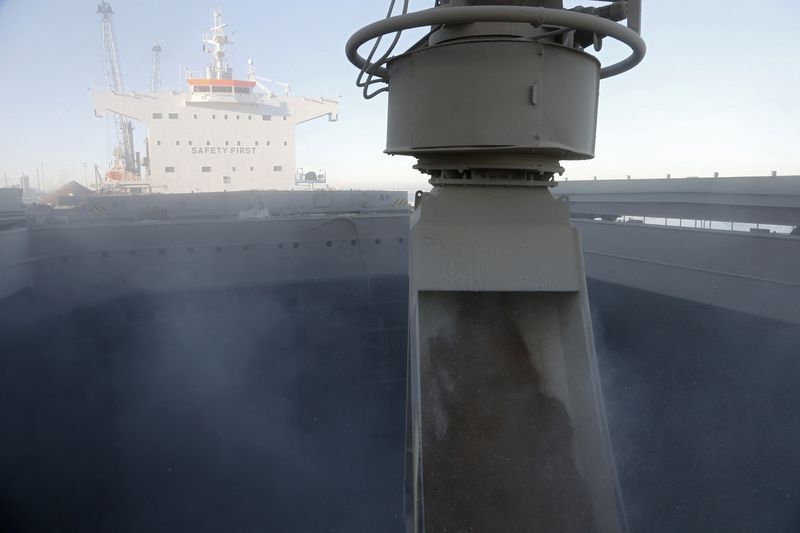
[0,0,798,191]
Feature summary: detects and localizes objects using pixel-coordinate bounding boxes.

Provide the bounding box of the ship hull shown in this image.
[1,207,799,531]
[589,279,800,533]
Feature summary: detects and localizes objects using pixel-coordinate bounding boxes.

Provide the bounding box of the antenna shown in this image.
[256,76,291,96]
[247,58,255,81]
[150,42,162,93]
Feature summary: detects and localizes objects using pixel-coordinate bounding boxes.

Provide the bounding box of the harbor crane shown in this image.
[97,0,138,179]
[347,0,645,531]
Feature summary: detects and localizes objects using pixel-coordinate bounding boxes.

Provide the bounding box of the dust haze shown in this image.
[0,281,407,532]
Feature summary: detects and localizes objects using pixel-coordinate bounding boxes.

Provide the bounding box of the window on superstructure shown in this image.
[255,141,259,146]
[284,141,288,146]
[236,115,241,120]
[248,115,252,120]
[156,140,161,146]
[168,113,179,119]
[283,116,287,121]
[224,115,228,120]
[225,141,229,146]
[202,166,211,173]
[262,115,271,121]
[152,113,163,119]
[266,141,271,146]
[211,86,232,93]
[232,166,236,172]
[234,87,250,94]
[165,167,175,173]
[188,141,192,146]
[212,114,216,119]
[193,114,198,119]
[273,166,282,172]
[176,141,180,146]
[237,141,241,146]
[193,86,210,93]
[250,167,254,171]
[223,176,231,185]
[206,141,211,146]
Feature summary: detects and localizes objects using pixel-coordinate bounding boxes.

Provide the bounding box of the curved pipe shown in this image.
[345,5,646,80]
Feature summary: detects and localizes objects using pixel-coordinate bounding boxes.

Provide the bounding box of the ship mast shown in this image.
[202,9,233,79]
[97,0,138,177]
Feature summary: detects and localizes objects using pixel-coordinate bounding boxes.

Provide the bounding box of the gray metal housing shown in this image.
[387,40,600,162]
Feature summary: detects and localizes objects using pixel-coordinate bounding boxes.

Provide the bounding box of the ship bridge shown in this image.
[92,8,338,193]
[185,76,258,103]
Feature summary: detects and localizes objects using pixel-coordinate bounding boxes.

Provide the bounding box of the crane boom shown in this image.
[97,1,137,177]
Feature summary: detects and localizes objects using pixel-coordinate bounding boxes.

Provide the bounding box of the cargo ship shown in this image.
[1,3,799,532]
[92,5,338,193]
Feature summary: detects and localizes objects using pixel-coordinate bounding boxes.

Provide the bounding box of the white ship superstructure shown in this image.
[93,9,338,193]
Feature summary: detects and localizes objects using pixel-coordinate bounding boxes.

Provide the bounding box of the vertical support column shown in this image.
[407,185,625,532]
